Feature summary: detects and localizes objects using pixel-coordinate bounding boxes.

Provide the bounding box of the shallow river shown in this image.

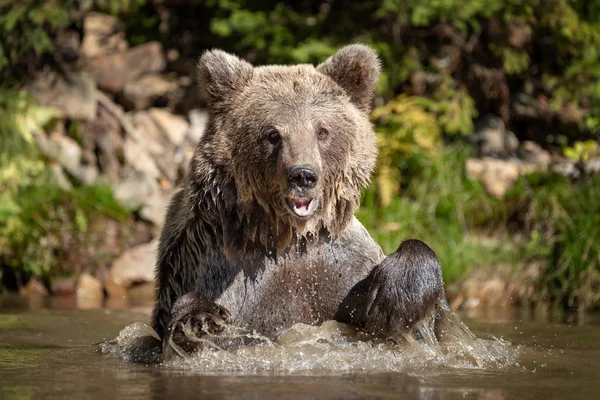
[1,295,599,399]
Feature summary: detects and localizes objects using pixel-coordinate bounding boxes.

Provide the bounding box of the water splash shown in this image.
[101,308,519,374]
[100,322,162,363]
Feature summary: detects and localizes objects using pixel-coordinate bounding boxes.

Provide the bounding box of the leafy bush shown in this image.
[0,1,71,72]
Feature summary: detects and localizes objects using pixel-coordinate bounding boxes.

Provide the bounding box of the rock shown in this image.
[76,273,104,303]
[181,145,197,171]
[518,140,552,167]
[34,125,99,184]
[188,109,209,143]
[455,263,537,310]
[552,160,580,179]
[55,29,81,63]
[471,114,519,158]
[83,106,123,183]
[512,92,544,120]
[130,111,167,154]
[19,279,49,297]
[76,294,103,310]
[122,138,161,179]
[113,170,159,210]
[51,277,77,296]
[466,157,542,197]
[85,42,166,93]
[139,193,170,227]
[507,261,540,304]
[50,162,73,190]
[462,274,506,308]
[127,282,156,306]
[52,132,82,173]
[507,21,532,48]
[110,239,158,287]
[131,111,178,182]
[585,157,600,175]
[148,107,189,147]
[466,158,522,197]
[28,71,97,121]
[105,277,128,301]
[122,73,178,110]
[480,277,509,306]
[81,12,128,59]
[552,156,600,179]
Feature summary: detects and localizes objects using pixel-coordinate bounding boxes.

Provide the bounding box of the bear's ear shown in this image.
[317,44,381,113]
[197,49,253,106]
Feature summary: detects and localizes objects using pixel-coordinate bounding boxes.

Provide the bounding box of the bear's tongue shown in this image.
[288,197,316,217]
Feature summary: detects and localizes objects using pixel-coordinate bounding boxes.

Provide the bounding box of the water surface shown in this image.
[1,295,599,399]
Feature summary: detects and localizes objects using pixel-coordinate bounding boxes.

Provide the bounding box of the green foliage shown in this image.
[539,1,600,114]
[95,0,147,15]
[379,0,503,29]
[204,1,599,136]
[501,48,530,75]
[206,1,339,65]
[372,83,477,205]
[0,1,71,71]
[506,173,600,309]
[423,77,478,137]
[0,89,56,206]
[372,95,442,206]
[563,140,599,162]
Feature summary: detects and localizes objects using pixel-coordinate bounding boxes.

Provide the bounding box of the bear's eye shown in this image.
[265,128,281,145]
[317,128,329,140]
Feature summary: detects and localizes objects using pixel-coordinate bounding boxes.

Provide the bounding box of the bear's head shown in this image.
[190,44,380,255]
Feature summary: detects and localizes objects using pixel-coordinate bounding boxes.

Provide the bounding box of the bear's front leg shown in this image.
[162,292,231,360]
[336,239,446,341]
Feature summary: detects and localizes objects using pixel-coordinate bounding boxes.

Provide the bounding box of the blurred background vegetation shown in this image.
[0,0,599,312]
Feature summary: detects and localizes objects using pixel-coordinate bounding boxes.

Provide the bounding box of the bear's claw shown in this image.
[162,292,231,360]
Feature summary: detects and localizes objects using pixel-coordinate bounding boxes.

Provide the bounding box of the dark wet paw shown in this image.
[163,292,231,359]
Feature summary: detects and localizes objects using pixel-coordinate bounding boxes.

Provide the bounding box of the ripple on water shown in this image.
[101,308,520,376]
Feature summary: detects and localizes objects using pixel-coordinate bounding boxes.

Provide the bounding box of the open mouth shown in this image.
[286,197,317,218]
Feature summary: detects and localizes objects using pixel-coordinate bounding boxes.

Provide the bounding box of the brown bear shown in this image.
[152,44,448,357]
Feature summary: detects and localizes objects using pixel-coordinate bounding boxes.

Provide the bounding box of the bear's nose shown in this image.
[288,167,318,189]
